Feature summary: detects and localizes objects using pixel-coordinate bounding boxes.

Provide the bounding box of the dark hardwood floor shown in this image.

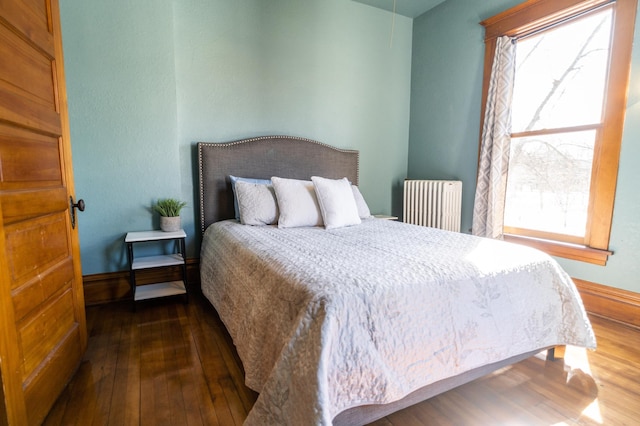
[45,290,640,425]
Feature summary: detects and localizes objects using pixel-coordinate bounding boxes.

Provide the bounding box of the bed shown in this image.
[197,135,596,425]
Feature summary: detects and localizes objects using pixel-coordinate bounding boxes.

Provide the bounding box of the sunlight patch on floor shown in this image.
[565,345,603,424]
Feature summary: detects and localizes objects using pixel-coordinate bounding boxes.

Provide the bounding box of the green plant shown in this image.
[153,198,187,217]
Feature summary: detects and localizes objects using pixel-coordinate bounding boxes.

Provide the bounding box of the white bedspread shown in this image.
[200,219,596,425]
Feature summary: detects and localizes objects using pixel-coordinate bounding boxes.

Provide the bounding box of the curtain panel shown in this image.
[472,36,516,239]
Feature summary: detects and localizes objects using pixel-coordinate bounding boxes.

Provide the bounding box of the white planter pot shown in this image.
[160,216,181,232]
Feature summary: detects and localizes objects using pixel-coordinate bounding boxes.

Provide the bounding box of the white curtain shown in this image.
[472,36,517,239]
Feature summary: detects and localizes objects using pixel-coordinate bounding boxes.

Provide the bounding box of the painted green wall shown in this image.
[409,0,640,293]
[60,0,412,274]
[60,0,180,274]
[61,0,635,293]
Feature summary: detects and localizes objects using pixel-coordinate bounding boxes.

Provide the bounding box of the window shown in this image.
[480,0,637,265]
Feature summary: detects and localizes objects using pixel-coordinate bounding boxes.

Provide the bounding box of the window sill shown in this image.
[503,234,612,266]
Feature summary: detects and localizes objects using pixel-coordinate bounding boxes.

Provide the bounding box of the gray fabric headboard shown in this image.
[197,135,359,233]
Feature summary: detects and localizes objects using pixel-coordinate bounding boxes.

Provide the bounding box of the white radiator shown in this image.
[403,180,462,232]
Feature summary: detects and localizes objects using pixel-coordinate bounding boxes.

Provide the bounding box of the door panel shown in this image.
[0,0,86,424]
[0,1,60,137]
[19,288,76,381]
[0,124,63,188]
[0,23,56,106]
[0,87,62,135]
[0,0,53,56]
[11,258,74,322]
[23,324,82,425]
[5,212,69,288]
[0,188,68,225]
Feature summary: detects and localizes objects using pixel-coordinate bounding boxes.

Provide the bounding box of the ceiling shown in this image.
[352,0,446,18]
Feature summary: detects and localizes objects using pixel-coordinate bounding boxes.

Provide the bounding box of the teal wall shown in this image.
[60,0,412,274]
[60,0,180,274]
[410,0,640,293]
[61,0,638,294]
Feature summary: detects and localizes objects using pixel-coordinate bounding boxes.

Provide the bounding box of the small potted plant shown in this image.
[153,198,187,232]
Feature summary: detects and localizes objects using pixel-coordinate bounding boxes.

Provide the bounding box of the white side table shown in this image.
[373,214,398,220]
[125,229,188,305]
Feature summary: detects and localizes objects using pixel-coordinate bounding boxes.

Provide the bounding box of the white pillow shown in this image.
[311,176,361,229]
[271,177,324,228]
[351,185,372,219]
[229,175,271,220]
[235,181,279,225]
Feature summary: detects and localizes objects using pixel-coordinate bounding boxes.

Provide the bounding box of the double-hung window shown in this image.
[480,0,637,265]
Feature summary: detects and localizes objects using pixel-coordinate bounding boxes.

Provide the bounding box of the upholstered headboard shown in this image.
[197,135,359,233]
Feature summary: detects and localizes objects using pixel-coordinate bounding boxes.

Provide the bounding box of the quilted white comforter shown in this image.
[200,219,596,425]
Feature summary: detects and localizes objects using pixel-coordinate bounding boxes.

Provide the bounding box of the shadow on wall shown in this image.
[392,179,404,220]
[105,235,129,271]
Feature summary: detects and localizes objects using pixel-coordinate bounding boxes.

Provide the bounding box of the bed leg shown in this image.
[547,345,566,361]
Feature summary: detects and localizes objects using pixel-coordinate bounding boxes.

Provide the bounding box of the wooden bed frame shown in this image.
[197,135,560,425]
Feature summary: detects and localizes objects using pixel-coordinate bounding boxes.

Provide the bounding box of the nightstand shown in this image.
[125,229,188,305]
[373,214,398,220]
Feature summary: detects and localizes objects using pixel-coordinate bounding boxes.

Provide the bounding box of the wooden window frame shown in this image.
[479,0,637,266]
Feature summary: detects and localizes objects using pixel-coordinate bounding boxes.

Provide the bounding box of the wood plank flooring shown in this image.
[45,290,640,425]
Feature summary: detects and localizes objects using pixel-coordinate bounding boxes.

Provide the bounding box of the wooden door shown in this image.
[0,0,87,424]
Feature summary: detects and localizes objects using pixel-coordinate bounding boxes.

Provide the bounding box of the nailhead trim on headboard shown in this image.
[197,135,359,234]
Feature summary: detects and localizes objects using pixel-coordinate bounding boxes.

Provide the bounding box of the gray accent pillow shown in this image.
[230,175,272,220]
[235,181,279,226]
[351,185,372,219]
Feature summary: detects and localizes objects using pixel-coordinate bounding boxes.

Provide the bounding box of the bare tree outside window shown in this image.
[504,7,613,242]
